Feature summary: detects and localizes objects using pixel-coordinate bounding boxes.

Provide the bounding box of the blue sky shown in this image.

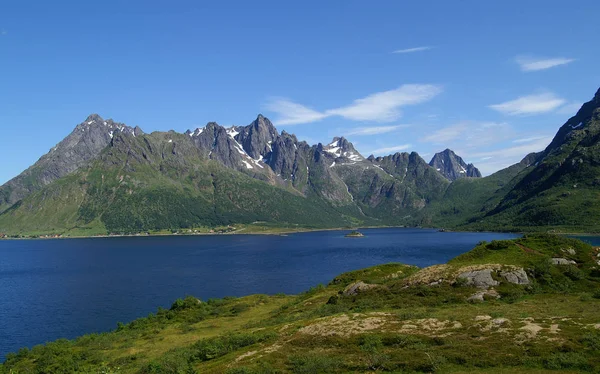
[1,1,599,183]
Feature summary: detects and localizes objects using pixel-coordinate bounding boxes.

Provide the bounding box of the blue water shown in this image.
[0,228,519,359]
[570,235,600,246]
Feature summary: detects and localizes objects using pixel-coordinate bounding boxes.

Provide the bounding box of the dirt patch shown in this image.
[298,313,390,337]
[235,350,258,362]
[516,243,543,256]
[515,318,549,342]
[474,316,512,333]
[395,318,462,337]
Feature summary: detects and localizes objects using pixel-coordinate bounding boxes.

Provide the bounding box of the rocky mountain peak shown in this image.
[545,86,600,154]
[322,137,363,161]
[236,115,278,160]
[85,113,104,124]
[429,149,481,181]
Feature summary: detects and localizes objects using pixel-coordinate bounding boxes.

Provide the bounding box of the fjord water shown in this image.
[0,228,518,359]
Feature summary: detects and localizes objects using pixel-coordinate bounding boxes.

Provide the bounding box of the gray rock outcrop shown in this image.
[343,281,378,296]
[429,149,481,181]
[499,268,530,285]
[457,269,499,288]
[551,258,577,265]
[468,288,500,302]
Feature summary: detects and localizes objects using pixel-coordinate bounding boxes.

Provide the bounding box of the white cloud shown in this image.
[421,123,468,144]
[421,122,513,147]
[556,102,583,115]
[512,135,551,144]
[0,29,6,36]
[366,144,413,155]
[392,46,432,54]
[264,98,328,125]
[515,56,575,72]
[489,92,566,116]
[266,84,442,125]
[469,136,552,175]
[326,84,442,122]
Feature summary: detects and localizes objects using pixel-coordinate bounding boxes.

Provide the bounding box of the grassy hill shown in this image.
[3,234,600,373]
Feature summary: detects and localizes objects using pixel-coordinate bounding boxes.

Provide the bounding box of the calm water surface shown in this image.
[0,228,520,359]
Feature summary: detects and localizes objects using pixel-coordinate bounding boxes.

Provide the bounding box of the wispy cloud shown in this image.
[392,46,432,54]
[366,144,413,155]
[421,122,513,147]
[515,56,575,72]
[421,123,468,144]
[266,84,442,125]
[489,92,566,116]
[326,84,442,122]
[346,124,410,136]
[556,102,583,115]
[264,98,328,125]
[469,136,552,175]
[0,29,7,36]
[512,135,551,144]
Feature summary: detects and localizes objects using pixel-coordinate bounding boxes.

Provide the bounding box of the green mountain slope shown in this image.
[475,88,600,232]
[417,152,540,228]
[0,131,363,236]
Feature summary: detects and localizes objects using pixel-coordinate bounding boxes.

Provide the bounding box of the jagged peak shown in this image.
[84,113,104,124]
[430,149,481,180]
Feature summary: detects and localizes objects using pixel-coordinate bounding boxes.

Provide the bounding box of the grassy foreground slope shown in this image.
[3,234,600,373]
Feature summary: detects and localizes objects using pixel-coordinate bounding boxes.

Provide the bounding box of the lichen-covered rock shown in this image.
[458,269,499,288]
[468,288,500,302]
[499,268,530,285]
[551,258,577,265]
[343,281,378,296]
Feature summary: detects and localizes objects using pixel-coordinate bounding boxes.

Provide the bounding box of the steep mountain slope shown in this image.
[0,130,362,235]
[477,88,600,231]
[418,152,541,227]
[0,114,138,213]
[1,114,466,235]
[429,149,481,181]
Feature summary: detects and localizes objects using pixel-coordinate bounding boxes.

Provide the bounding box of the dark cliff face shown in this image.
[429,149,482,181]
[0,114,136,213]
[236,115,278,160]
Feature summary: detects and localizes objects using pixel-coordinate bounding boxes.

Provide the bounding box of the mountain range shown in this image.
[2,87,600,236]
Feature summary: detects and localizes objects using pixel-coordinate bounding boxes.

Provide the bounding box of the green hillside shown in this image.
[3,234,600,373]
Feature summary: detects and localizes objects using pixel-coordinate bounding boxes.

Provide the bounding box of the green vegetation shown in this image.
[0,132,366,238]
[3,234,600,373]
[344,231,364,237]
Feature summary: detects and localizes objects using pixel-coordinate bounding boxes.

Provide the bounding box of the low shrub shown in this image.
[288,353,342,373]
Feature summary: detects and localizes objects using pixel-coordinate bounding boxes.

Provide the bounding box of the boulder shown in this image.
[468,289,500,302]
[457,269,499,288]
[551,258,576,265]
[343,281,378,296]
[499,268,530,285]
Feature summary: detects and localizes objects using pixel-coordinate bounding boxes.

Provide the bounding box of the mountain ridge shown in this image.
[3,86,600,235]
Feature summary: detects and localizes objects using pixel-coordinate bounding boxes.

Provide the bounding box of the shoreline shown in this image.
[1,224,598,241]
[0,225,405,241]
